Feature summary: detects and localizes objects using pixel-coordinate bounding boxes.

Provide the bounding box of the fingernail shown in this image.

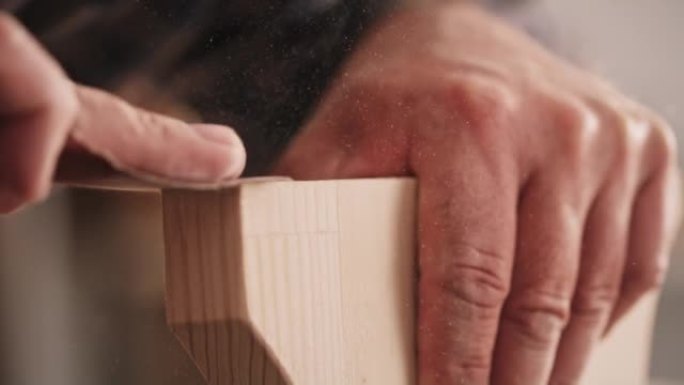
[192,124,241,146]
[220,146,247,179]
[191,124,247,180]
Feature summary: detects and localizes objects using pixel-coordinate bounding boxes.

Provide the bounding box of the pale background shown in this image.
[536,0,684,384]
[525,1,684,382]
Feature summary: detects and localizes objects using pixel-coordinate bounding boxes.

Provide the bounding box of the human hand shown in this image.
[275,4,681,384]
[0,13,245,213]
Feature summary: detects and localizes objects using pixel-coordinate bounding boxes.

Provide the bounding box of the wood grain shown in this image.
[161,178,656,385]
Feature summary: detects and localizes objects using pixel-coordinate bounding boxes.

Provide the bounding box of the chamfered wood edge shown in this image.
[233,186,294,384]
[158,179,652,384]
[161,187,293,385]
[60,172,290,192]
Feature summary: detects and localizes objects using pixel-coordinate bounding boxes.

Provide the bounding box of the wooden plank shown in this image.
[161,178,656,385]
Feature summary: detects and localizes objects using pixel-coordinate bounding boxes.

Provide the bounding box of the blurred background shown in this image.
[1,0,683,384]
[524,2,684,383]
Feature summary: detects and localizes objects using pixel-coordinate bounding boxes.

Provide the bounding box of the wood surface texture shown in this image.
[161,178,657,385]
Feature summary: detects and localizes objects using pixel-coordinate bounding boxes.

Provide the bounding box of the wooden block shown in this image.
[160,178,657,385]
[162,179,416,385]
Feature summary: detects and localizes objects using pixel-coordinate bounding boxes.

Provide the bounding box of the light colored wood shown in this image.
[161,178,657,385]
[581,292,657,385]
[57,170,287,192]
[162,179,417,385]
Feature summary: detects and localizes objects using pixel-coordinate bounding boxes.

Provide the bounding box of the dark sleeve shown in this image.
[11,0,398,174]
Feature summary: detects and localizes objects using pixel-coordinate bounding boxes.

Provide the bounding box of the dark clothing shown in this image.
[5,0,392,173]
[3,0,516,172]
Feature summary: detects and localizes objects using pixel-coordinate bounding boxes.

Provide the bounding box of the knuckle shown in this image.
[44,82,79,127]
[439,265,509,309]
[559,98,598,131]
[444,75,517,127]
[134,108,165,136]
[586,101,649,172]
[648,118,678,166]
[125,110,166,166]
[504,288,572,347]
[560,104,595,132]
[609,114,636,166]
[626,263,668,294]
[423,243,510,311]
[554,99,600,157]
[0,13,24,48]
[571,282,619,320]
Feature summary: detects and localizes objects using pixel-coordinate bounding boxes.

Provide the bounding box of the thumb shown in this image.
[72,86,246,184]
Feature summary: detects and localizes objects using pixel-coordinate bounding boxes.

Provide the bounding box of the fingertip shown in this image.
[191,124,243,147]
[215,140,247,180]
[72,88,247,183]
[189,124,247,180]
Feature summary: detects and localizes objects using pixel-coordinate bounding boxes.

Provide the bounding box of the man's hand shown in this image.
[0,13,245,213]
[276,4,681,384]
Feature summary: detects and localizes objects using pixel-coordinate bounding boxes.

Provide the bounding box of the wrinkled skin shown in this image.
[0,13,245,213]
[0,3,681,385]
[275,4,681,385]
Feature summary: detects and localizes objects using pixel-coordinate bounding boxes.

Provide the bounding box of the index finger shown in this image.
[0,13,245,213]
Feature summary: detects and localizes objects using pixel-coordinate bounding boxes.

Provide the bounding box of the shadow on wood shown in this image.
[160,178,656,385]
[162,179,417,385]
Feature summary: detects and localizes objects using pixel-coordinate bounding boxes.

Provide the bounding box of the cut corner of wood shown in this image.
[84,176,654,385]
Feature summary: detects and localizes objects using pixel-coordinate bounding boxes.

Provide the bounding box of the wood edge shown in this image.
[234,186,295,384]
[59,172,291,192]
[61,174,416,193]
[160,188,293,384]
